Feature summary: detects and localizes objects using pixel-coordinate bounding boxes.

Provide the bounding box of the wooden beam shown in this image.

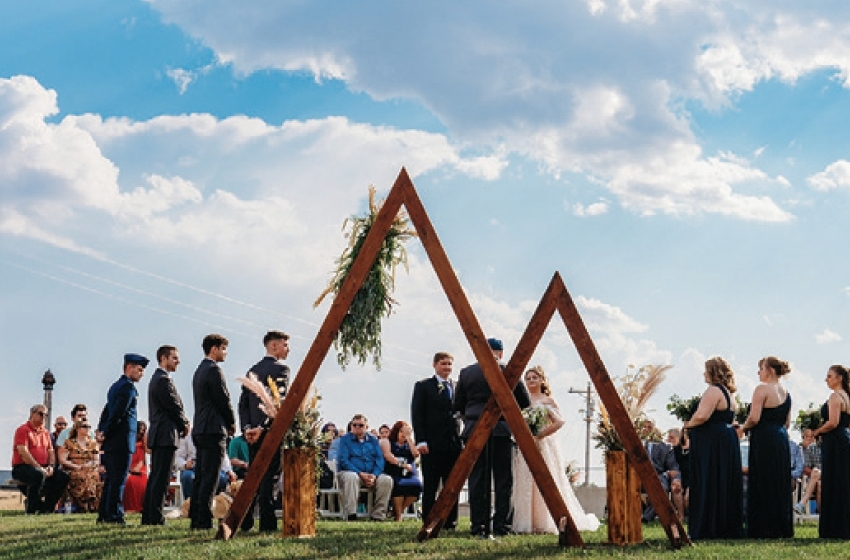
[553,272,688,547]
[216,169,410,539]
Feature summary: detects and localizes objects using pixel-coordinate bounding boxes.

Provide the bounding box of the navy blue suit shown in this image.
[97,374,139,523]
[453,361,530,536]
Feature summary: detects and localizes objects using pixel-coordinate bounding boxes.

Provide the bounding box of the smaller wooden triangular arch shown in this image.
[216,168,687,548]
[416,271,688,547]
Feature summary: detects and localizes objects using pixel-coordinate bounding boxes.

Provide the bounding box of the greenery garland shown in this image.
[794,404,824,432]
[314,186,416,370]
[667,394,701,422]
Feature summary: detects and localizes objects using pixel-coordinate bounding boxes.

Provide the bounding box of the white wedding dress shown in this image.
[512,401,600,534]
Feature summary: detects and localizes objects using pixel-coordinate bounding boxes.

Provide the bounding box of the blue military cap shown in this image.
[487,338,504,351]
[123,353,150,367]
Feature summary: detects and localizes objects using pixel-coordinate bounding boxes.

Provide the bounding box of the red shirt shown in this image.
[12,421,52,467]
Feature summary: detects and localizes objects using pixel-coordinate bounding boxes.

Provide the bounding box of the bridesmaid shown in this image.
[684,357,743,540]
[741,356,793,538]
[812,365,850,539]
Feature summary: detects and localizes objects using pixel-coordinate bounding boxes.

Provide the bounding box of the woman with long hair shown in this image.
[684,357,744,540]
[812,365,850,538]
[511,366,599,533]
[380,420,423,521]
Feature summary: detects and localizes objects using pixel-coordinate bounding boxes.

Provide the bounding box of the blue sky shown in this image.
[3,0,850,482]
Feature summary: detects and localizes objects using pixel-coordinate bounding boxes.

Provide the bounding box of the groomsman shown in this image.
[411,351,463,529]
[238,330,291,532]
[454,338,530,538]
[190,334,236,530]
[142,345,190,525]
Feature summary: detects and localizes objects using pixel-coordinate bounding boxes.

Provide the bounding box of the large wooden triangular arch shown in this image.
[216,168,687,548]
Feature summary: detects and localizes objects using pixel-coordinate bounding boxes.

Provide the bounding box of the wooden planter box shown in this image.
[605,450,642,545]
[282,448,317,538]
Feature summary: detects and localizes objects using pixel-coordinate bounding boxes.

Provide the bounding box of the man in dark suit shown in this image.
[97,353,148,525]
[639,419,684,521]
[238,330,291,532]
[190,334,236,530]
[454,338,530,538]
[411,351,463,529]
[142,345,190,525]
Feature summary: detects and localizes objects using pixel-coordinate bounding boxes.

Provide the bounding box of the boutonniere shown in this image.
[437,383,446,395]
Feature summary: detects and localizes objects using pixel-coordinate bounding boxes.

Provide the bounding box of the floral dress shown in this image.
[63,437,102,512]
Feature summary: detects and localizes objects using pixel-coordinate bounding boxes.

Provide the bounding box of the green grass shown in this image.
[0,512,842,560]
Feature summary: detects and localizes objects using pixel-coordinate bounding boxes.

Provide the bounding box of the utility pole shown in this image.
[568,382,595,486]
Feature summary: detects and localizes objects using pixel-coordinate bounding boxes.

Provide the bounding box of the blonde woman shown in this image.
[683,357,743,540]
[511,366,599,534]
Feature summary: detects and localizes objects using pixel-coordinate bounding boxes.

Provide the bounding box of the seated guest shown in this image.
[176,436,233,500]
[123,421,148,513]
[796,428,822,514]
[378,425,391,439]
[56,404,88,449]
[667,428,690,511]
[640,419,684,521]
[328,423,348,462]
[12,404,70,514]
[51,416,68,448]
[58,419,102,512]
[320,422,339,459]
[337,414,392,521]
[789,436,804,489]
[228,433,250,479]
[380,420,423,521]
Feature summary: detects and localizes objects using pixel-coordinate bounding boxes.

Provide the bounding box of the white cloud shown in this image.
[815,328,842,345]
[571,201,610,217]
[576,295,648,334]
[807,160,850,191]
[0,75,512,289]
[145,0,812,221]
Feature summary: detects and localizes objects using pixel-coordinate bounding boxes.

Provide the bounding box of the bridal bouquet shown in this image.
[523,405,549,436]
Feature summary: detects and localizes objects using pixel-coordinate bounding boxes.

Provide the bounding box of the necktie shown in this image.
[443,380,452,400]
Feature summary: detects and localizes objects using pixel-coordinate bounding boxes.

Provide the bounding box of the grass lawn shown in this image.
[0,512,840,560]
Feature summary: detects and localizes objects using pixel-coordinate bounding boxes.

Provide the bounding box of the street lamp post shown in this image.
[41,369,56,428]
[568,382,596,486]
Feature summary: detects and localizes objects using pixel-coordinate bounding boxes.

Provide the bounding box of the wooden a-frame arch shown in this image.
[216,167,687,548]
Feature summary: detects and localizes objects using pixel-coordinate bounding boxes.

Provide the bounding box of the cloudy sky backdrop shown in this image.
[3,0,850,482]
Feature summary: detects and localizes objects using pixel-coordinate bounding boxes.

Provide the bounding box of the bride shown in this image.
[512,365,600,534]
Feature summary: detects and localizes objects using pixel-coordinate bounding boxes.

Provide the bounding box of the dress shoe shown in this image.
[347,513,358,521]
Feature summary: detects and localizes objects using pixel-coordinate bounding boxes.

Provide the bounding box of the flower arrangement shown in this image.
[235,374,329,450]
[283,389,329,451]
[794,404,824,432]
[666,394,701,422]
[593,364,673,451]
[522,404,549,436]
[314,185,417,370]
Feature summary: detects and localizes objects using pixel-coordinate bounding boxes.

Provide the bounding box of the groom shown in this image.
[454,338,530,538]
[411,351,463,529]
